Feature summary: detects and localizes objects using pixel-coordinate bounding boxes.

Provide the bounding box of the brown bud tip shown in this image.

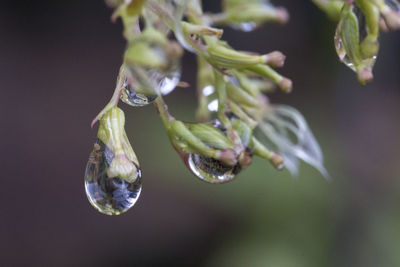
[275,7,289,25]
[238,152,252,170]
[165,41,184,59]
[265,51,286,68]
[384,11,400,30]
[215,29,224,39]
[357,68,374,85]
[219,149,238,166]
[177,81,190,88]
[278,77,293,93]
[271,153,284,170]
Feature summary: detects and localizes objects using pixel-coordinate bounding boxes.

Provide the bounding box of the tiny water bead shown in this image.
[84,139,142,215]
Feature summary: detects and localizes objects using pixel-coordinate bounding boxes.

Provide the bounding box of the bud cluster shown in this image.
[85,0,336,215]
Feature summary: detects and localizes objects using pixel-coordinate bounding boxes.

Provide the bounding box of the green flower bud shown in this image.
[97,107,140,183]
[206,41,269,69]
[249,137,284,170]
[222,3,289,26]
[226,82,260,108]
[246,64,292,93]
[169,120,237,166]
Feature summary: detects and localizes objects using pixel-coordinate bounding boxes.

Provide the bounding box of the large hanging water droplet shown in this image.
[334,3,376,72]
[84,139,142,215]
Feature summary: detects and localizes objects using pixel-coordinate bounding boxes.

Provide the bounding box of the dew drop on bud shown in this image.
[184,119,251,184]
[334,3,376,72]
[187,153,240,184]
[120,79,158,107]
[120,64,181,107]
[84,139,142,215]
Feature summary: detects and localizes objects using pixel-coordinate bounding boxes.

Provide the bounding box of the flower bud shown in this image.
[247,64,293,93]
[218,1,289,31]
[226,82,260,108]
[206,42,268,69]
[97,107,140,182]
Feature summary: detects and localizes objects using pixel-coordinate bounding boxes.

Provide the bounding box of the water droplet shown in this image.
[120,79,158,107]
[187,153,240,184]
[184,119,250,184]
[334,4,376,71]
[120,65,180,107]
[84,139,142,215]
[122,26,182,107]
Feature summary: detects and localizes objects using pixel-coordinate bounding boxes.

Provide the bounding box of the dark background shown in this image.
[1,1,400,266]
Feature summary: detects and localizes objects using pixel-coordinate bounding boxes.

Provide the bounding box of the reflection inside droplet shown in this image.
[187,153,239,184]
[84,139,142,215]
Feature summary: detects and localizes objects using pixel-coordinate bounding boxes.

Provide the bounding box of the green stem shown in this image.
[153,96,174,128]
[91,66,126,127]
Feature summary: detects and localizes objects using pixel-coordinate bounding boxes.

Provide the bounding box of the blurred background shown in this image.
[1,0,400,266]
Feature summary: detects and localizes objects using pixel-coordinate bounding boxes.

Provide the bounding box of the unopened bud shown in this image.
[279,77,293,93]
[271,153,284,170]
[275,7,290,24]
[262,51,286,68]
[357,68,374,85]
[217,149,238,166]
[107,154,139,182]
